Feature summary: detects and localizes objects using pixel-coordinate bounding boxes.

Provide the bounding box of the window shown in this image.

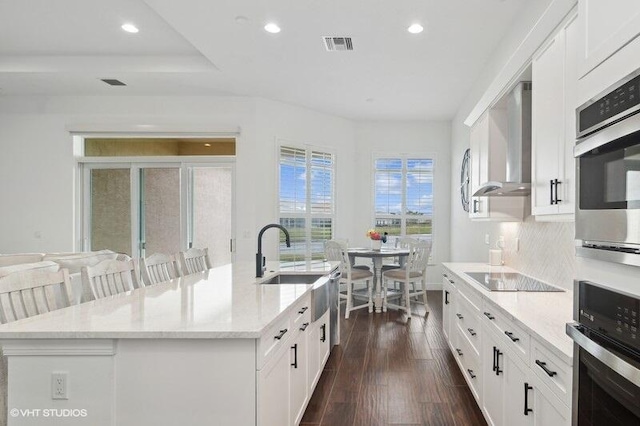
[279,145,335,264]
[374,156,433,246]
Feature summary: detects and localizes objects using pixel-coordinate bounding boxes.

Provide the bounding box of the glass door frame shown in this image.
[78,157,236,260]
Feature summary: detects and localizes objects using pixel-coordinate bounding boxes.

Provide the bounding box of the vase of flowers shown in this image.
[366,229,388,251]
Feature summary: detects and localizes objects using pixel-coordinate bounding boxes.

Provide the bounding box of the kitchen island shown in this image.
[0,261,339,426]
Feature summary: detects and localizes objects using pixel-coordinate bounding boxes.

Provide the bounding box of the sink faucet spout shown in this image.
[256,224,291,277]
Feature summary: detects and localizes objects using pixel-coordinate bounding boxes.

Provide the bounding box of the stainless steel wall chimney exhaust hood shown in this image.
[473,82,532,197]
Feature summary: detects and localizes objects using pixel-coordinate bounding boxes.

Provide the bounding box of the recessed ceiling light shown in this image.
[235,16,249,25]
[407,23,424,34]
[204,143,212,147]
[264,23,281,34]
[121,23,139,34]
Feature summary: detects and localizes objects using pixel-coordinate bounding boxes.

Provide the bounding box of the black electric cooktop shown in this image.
[464,272,563,292]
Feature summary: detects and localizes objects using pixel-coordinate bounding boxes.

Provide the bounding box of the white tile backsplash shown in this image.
[499,218,576,289]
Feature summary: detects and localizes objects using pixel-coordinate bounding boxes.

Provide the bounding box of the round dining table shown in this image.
[347,247,410,313]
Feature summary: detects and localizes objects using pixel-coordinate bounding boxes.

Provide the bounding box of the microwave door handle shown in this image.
[566,323,640,388]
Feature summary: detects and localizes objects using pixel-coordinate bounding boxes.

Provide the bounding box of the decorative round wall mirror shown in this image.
[460,148,470,212]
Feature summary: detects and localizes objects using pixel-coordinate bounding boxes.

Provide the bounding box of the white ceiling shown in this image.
[0,0,528,120]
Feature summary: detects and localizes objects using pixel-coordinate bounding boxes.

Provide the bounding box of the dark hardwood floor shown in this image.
[300,291,488,426]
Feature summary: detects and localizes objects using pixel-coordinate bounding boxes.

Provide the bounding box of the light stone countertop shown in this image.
[442,262,574,364]
[0,261,339,339]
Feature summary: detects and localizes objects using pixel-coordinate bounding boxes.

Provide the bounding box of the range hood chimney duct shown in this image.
[473,82,532,197]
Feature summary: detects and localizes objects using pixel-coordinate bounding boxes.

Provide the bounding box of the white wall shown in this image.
[354,121,451,285]
[0,94,453,275]
[0,95,358,264]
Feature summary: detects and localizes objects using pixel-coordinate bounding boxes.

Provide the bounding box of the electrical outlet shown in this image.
[497,236,505,248]
[485,234,490,245]
[51,372,68,400]
[515,238,520,253]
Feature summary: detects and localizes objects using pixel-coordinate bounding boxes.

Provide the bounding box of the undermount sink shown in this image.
[259,273,325,285]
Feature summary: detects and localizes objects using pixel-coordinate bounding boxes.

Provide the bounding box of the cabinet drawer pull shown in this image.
[484,312,495,320]
[535,360,557,377]
[467,328,477,336]
[298,306,308,314]
[505,331,520,342]
[443,273,448,278]
[467,369,476,379]
[320,324,326,342]
[449,279,454,284]
[274,329,288,340]
[456,348,463,356]
[291,343,298,369]
[300,322,309,331]
[456,313,464,320]
[524,383,533,415]
[445,290,450,305]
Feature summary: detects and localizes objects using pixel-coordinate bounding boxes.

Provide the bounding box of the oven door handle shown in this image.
[566,322,640,388]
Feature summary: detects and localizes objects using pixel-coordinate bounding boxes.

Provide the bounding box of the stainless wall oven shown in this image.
[575,68,640,267]
[566,280,640,426]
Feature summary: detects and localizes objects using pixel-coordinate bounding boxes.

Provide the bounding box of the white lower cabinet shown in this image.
[443,267,571,426]
[307,310,330,397]
[482,329,504,426]
[442,273,457,344]
[290,325,309,426]
[257,294,332,426]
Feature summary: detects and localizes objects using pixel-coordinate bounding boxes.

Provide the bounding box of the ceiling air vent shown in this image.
[323,36,353,51]
[100,79,126,86]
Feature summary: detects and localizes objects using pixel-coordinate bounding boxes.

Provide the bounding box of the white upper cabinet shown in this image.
[578,0,640,78]
[531,13,578,219]
[469,110,527,221]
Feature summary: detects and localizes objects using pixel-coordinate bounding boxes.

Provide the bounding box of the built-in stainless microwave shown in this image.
[575,68,640,267]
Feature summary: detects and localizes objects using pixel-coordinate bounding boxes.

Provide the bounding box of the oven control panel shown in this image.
[578,281,640,349]
[578,70,640,137]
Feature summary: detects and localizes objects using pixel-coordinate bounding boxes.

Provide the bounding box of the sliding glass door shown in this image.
[83,162,234,264]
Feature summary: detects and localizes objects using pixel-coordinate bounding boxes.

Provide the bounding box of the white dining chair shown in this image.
[381,239,431,319]
[178,247,212,275]
[140,253,180,286]
[0,268,74,324]
[81,259,141,300]
[325,240,374,319]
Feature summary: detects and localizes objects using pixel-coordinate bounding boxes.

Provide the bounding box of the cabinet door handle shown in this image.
[549,179,555,205]
[456,348,463,356]
[298,306,308,314]
[496,349,503,375]
[274,329,288,340]
[456,313,464,320]
[320,324,326,342]
[492,346,497,372]
[505,331,520,342]
[467,369,476,379]
[467,328,476,336]
[484,312,495,320]
[524,383,533,415]
[554,179,562,203]
[535,360,557,377]
[445,290,450,305]
[300,322,309,331]
[443,273,448,278]
[291,343,298,368]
